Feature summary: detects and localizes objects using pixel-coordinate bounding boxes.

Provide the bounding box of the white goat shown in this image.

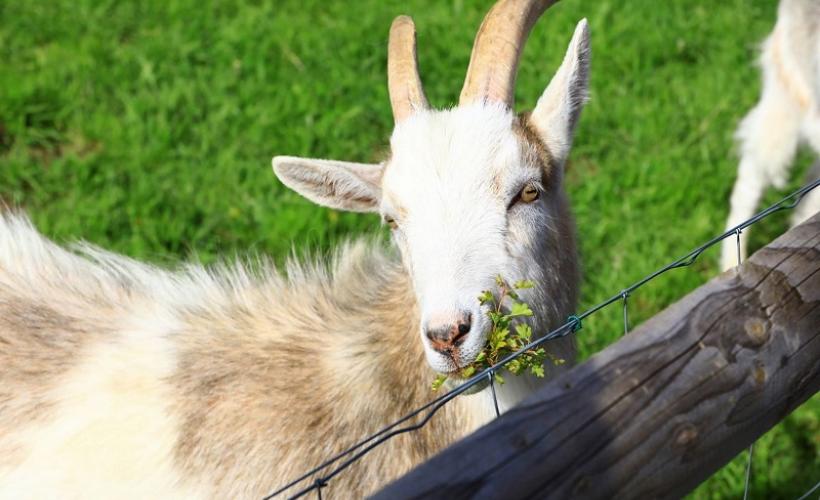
[0,0,589,497]
[721,0,820,271]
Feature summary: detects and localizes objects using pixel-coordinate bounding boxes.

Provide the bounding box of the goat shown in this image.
[720,0,820,271]
[0,0,589,497]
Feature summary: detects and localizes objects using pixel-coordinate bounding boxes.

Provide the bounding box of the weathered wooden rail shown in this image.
[373,212,820,499]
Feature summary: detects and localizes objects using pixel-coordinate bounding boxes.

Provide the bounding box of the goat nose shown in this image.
[425,312,472,351]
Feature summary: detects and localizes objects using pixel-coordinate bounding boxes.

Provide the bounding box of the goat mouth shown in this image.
[443,350,474,375]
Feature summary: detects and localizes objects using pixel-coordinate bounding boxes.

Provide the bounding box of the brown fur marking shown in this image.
[514,112,555,181]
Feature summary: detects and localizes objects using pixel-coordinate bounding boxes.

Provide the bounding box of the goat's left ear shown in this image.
[273,156,383,213]
[529,19,590,166]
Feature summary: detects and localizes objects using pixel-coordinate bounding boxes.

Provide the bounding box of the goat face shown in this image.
[382,102,569,374]
[273,1,589,377]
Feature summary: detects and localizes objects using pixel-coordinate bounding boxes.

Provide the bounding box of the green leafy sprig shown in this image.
[432,276,565,391]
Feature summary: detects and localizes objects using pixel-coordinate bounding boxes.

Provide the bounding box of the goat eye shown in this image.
[384,216,399,230]
[519,183,540,203]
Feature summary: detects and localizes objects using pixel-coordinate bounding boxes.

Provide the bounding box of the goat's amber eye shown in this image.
[520,183,540,203]
[384,216,398,230]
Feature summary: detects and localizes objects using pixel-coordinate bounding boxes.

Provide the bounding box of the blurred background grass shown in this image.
[0,0,817,496]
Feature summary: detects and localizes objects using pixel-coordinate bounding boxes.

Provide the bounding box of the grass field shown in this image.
[1,0,817,497]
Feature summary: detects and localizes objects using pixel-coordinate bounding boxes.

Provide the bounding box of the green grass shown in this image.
[0,0,817,497]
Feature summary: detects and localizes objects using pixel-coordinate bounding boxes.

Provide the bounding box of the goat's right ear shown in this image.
[272,156,384,213]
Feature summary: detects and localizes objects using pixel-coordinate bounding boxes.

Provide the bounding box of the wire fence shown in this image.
[266,178,820,500]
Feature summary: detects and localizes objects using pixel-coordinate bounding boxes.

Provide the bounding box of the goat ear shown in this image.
[529,19,590,166]
[272,156,383,213]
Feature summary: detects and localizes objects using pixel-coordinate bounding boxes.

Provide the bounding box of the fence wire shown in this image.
[266,178,820,500]
[738,227,755,500]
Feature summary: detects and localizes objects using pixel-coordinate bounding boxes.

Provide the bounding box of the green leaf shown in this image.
[435,275,554,389]
[513,279,535,289]
[431,374,448,391]
[515,323,532,340]
[545,351,565,365]
[509,302,533,317]
[495,316,511,329]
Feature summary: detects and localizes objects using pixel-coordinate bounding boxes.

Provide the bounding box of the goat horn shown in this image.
[388,15,429,122]
[460,0,559,107]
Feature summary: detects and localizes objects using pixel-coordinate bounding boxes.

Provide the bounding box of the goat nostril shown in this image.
[426,325,450,344]
[458,312,472,335]
[454,314,471,345]
[426,313,472,350]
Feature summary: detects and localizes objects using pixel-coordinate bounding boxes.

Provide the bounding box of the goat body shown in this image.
[722,0,820,270]
[0,215,576,498]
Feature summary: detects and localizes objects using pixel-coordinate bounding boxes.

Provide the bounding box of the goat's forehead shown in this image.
[384,103,527,198]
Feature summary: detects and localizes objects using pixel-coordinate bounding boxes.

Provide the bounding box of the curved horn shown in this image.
[388,16,429,122]
[460,0,559,107]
